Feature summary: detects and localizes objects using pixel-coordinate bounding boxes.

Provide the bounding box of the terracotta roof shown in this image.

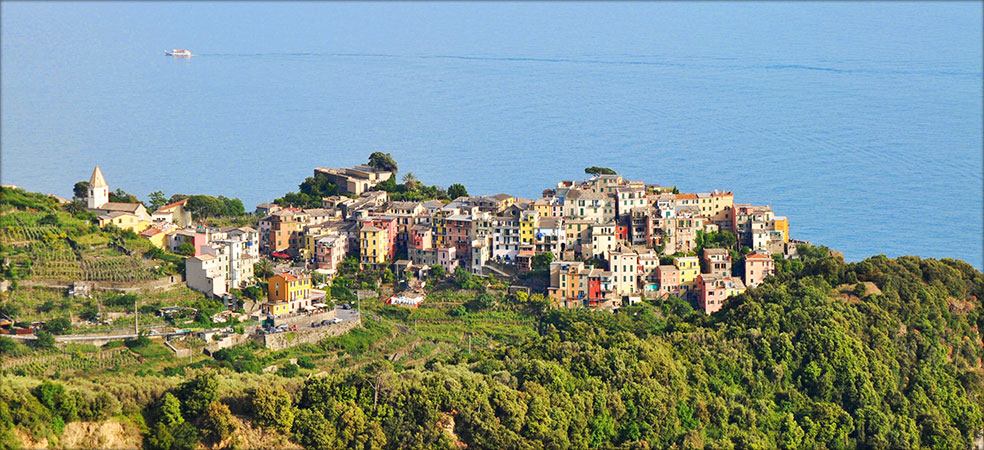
[745,252,771,259]
[276,272,298,281]
[140,228,163,237]
[675,193,698,200]
[154,198,188,213]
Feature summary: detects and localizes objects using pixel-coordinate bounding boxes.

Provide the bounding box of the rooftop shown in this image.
[154,198,188,213]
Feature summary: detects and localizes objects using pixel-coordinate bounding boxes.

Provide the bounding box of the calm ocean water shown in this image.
[2,3,981,267]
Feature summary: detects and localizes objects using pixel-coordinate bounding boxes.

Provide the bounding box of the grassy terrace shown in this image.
[6,285,214,332]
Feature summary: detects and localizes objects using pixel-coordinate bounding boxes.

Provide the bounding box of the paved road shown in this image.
[7,326,183,342]
[9,306,361,341]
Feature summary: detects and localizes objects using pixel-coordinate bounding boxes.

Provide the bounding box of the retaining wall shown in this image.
[204,333,251,355]
[255,317,361,351]
[271,310,337,328]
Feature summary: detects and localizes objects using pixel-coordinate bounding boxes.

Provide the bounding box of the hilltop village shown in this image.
[76,157,797,320]
[5,157,984,450]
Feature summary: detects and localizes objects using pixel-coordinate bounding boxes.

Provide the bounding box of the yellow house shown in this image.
[774,216,789,243]
[520,211,539,245]
[674,256,700,294]
[262,301,291,316]
[263,272,313,315]
[726,279,747,298]
[268,272,311,302]
[139,227,166,248]
[533,198,551,218]
[360,225,387,267]
[99,211,150,233]
[696,191,735,224]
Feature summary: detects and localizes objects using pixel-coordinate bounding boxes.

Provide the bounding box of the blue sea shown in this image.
[2,2,981,268]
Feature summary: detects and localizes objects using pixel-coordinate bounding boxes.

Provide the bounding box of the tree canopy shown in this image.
[447,183,468,199]
[368,152,398,173]
[72,181,89,200]
[584,166,617,175]
[274,176,340,208]
[179,194,247,219]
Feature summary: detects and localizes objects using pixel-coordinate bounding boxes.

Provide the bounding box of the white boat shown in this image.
[165,49,192,57]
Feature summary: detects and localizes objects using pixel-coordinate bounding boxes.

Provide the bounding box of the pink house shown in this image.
[167,229,208,256]
[656,264,680,299]
[314,234,347,272]
[697,274,745,314]
[744,252,775,287]
[445,214,473,263]
[409,224,433,251]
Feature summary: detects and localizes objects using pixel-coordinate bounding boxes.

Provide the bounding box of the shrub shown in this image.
[201,401,235,443]
[177,371,218,418]
[250,385,295,432]
[278,362,300,378]
[297,357,316,369]
[33,331,55,350]
[854,282,867,297]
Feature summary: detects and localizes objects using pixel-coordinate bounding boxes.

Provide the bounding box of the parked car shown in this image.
[332,318,343,324]
[341,304,351,310]
[321,320,331,326]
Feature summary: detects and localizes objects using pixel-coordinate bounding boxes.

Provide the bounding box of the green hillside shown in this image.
[2,242,981,449]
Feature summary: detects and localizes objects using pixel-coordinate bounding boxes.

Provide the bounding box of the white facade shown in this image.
[186,254,226,297]
[187,227,259,295]
[492,216,520,261]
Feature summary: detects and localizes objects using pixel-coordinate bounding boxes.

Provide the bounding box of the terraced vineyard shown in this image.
[0,225,60,244]
[1,347,141,377]
[26,244,156,282]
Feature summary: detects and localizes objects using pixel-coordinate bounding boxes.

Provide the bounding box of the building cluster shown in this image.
[542,174,793,313]
[84,166,260,299]
[86,164,797,316]
[251,168,795,314]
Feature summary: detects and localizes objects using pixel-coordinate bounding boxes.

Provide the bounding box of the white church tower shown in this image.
[87,166,109,209]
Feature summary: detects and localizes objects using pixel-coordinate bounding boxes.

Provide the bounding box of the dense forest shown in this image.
[2,247,983,449]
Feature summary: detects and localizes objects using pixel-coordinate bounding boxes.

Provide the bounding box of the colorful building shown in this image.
[674,256,700,297]
[609,251,639,296]
[268,272,312,303]
[151,199,193,227]
[98,211,150,233]
[701,248,732,278]
[656,264,681,298]
[314,233,348,273]
[744,252,775,287]
[696,274,746,314]
[360,225,388,268]
[519,210,539,245]
[139,227,166,248]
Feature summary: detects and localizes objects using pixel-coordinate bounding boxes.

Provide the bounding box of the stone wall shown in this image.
[271,310,337,327]
[256,317,361,351]
[164,340,193,358]
[204,333,251,355]
[20,275,185,293]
